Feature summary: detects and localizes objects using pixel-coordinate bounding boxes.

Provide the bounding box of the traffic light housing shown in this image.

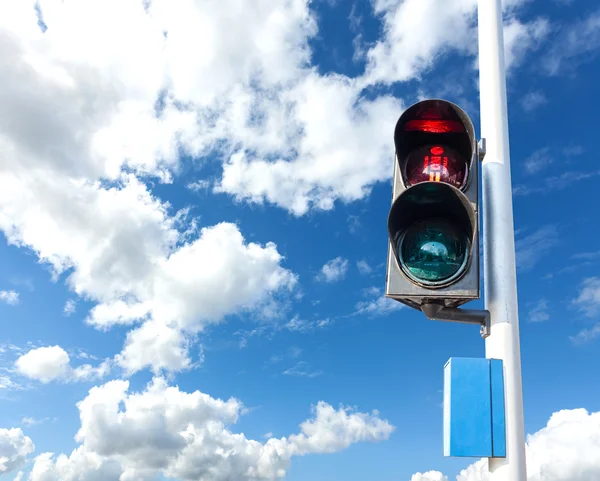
[386,99,480,311]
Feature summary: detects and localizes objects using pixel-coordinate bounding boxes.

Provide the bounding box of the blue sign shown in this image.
[443,357,506,458]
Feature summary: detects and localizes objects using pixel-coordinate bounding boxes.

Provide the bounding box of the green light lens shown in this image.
[398,219,469,284]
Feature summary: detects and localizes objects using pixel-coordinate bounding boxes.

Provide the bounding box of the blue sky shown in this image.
[0,1,600,480]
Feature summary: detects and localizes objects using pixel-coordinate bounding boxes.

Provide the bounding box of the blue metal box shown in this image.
[443,357,506,458]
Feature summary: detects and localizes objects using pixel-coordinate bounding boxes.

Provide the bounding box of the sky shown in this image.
[0,0,600,480]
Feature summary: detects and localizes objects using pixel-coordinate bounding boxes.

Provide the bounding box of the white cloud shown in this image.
[362,0,478,84]
[361,0,544,86]
[411,472,449,481]
[503,17,550,70]
[187,180,211,192]
[456,459,489,481]
[200,3,547,216]
[282,361,323,378]
[0,0,320,183]
[0,428,34,475]
[115,320,193,375]
[0,0,312,377]
[528,299,550,323]
[234,316,331,349]
[563,145,585,157]
[513,169,600,196]
[0,375,21,391]
[414,408,600,481]
[1,166,296,376]
[20,418,43,427]
[0,0,548,386]
[573,277,600,318]
[282,316,332,333]
[28,377,394,481]
[15,346,110,384]
[0,0,401,220]
[570,278,600,343]
[0,290,19,306]
[63,299,76,316]
[289,401,394,454]
[348,215,362,234]
[355,287,404,317]
[357,260,372,275]
[316,257,349,283]
[544,10,600,75]
[215,72,402,215]
[523,148,551,174]
[287,346,303,359]
[15,346,70,383]
[521,91,547,112]
[570,324,600,345]
[515,225,559,271]
[29,448,123,481]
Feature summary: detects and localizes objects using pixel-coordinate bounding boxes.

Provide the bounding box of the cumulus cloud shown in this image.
[15,346,110,384]
[316,257,349,283]
[28,448,122,481]
[0,0,399,220]
[0,0,313,377]
[215,72,402,215]
[503,17,550,70]
[412,408,600,481]
[0,428,34,475]
[362,0,478,84]
[524,408,600,480]
[2,163,297,376]
[411,472,449,481]
[214,0,550,215]
[27,377,394,481]
[361,0,545,86]
[0,290,19,305]
[63,299,76,316]
[0,0,553,381]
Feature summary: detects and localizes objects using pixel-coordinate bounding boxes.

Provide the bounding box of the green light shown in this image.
[397,219,469,285]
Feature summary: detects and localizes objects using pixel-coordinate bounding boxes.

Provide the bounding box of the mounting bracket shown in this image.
[478,138,487,162]
[421,302,491,338]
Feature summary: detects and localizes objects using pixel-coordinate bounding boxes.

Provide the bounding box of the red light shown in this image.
[404,144,468,189]
[404,119,465,134]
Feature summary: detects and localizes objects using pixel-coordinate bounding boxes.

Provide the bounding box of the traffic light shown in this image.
[385,99,481,312]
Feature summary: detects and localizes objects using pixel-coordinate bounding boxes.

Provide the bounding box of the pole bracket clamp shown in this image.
[421,302,491,338]
[478,138,487,161]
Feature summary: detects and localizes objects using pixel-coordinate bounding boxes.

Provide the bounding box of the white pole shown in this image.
[477,0,527,480]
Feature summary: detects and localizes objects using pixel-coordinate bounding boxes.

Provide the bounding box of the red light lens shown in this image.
[404,145,468,189]
[404,119,465,133]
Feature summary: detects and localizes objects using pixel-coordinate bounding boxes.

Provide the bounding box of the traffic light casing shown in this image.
[385,99,480,311]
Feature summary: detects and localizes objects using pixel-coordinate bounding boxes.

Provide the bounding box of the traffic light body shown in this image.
[385,99,480,311]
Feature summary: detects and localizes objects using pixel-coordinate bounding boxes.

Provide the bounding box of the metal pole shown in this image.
[477,0,527,480]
